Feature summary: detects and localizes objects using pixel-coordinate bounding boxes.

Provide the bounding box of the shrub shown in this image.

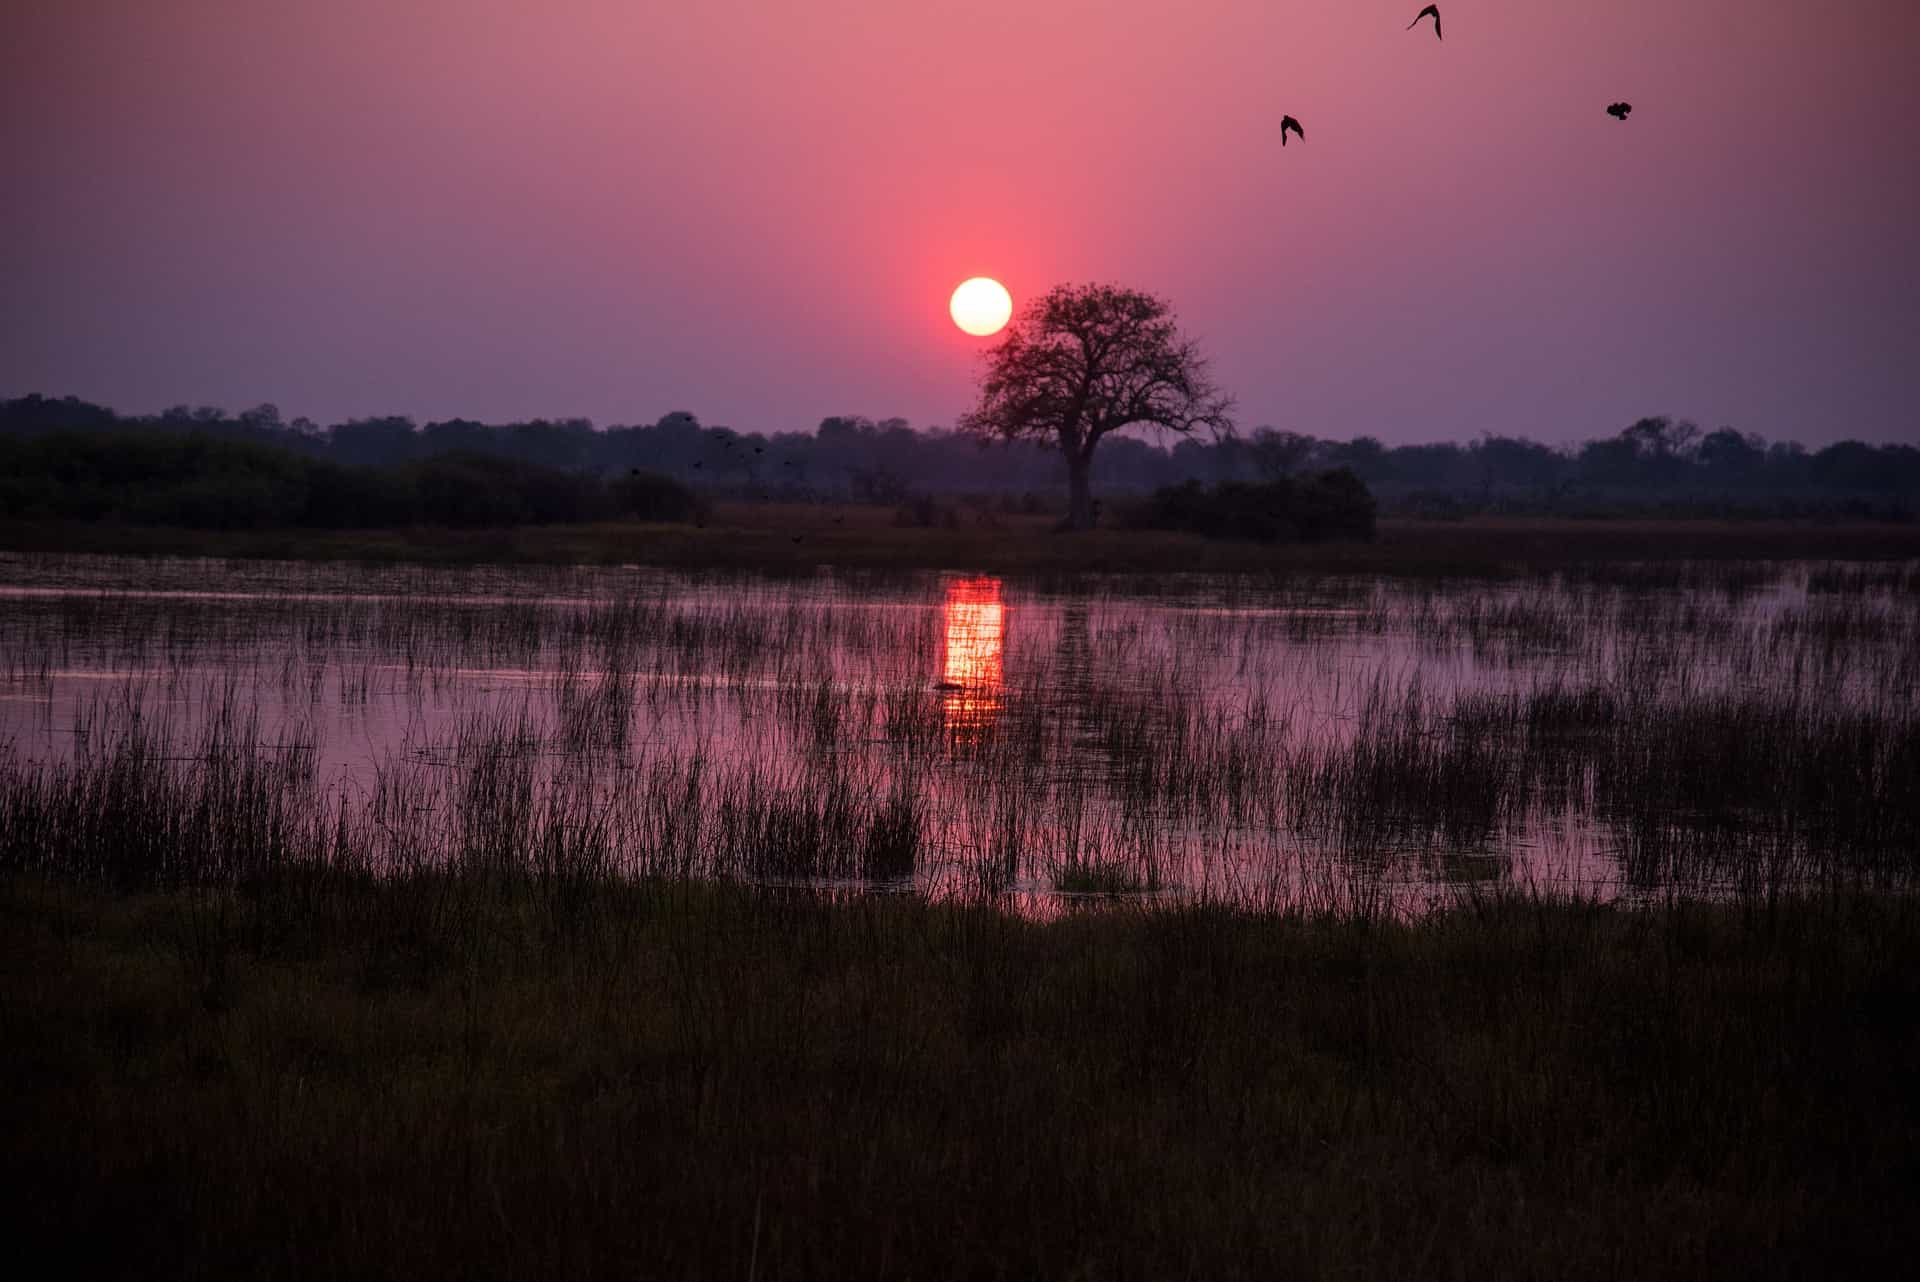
[409,452,608,527]
[302,460,418,528]
[411,453,532,527]
[0,432,677,531]
[893,495,961,529]
[1136,468,1376,543]
[612,469,707,524]
[1292,467,1377,541]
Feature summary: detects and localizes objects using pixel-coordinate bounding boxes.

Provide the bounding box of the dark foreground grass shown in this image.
[5,512,1920,576]
[5,875,1916,1280]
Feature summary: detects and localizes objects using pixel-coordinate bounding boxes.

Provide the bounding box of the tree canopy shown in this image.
[958,284,1235,529]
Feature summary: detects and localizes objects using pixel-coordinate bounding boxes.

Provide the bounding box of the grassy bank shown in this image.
[5,510,1920,576]
[4,875,1916,1280]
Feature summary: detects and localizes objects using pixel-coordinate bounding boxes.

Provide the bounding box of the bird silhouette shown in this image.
[1280,115,1305,146]
[1606,102,1632,121]
[1408,5,1441,40]
[692,461,703,469]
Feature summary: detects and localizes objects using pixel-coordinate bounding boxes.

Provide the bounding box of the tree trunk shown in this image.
[1063,454,1096,531]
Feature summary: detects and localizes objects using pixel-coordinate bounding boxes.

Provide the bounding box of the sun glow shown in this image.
[949,277,1012,337]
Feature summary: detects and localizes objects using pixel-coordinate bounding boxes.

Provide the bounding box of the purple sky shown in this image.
[5,1,1918,445]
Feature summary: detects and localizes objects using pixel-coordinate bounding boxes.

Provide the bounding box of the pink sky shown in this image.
[5,1,1917,445]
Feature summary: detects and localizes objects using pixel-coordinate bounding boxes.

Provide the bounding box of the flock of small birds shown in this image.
[1280,6,1631,146]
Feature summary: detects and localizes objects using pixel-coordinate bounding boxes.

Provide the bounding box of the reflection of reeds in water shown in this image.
[6,672,1914,913]
[1,555,1918,912]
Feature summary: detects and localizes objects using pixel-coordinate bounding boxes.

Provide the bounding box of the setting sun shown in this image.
[949,277,1012,337]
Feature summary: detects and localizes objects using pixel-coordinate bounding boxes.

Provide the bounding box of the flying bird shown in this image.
[1407,5,1441,40]
[1280,115,1305,146]
[1606,102,1632,121]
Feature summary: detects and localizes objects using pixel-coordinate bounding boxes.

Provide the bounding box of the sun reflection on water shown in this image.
[939,577,1004,742]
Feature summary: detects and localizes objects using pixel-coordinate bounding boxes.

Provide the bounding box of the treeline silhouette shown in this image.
[0,430,704,531]
[3,395,1915,522]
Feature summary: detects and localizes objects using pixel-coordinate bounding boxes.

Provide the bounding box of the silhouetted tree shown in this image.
[958,283,1234,530]
[238,403,283,431]
[1249,428,1318,480]
[332,416,420,467]
[1811,440,1903,494]
[1621,415,1700,460]
[1697,428,1766,487]
[1470,434,1565,499]
[1319,435,1392,483]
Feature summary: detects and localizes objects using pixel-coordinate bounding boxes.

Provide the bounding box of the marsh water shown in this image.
[3,553,1915,912]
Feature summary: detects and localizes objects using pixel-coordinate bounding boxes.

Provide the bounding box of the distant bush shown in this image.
[612,469,707,524]
[1132,469,1376,543]
[893,495,1006,530]
[0,433,311,530]
[302,460,418,528]
[0,431,706,531]
[409,450,626,527]
[893,496,960,529]
[993,491,1055,517]
[411,453,537,527]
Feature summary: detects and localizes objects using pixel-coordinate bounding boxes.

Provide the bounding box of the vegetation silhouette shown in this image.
[2,397,1915,526]
[956,284,1234,531]
[0,429,704,531]
[1127,470,1377,543]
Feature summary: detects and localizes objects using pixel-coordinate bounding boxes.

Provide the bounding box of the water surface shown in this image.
[4,552,1914,912]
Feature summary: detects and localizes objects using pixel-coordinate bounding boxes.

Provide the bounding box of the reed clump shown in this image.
[4,552,1919,906]
[3,875,1915,1280]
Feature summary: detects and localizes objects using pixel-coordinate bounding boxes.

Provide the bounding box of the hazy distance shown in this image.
[4,1,1917,445]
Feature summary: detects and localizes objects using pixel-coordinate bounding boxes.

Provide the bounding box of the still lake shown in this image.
[3,553,1914,912]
